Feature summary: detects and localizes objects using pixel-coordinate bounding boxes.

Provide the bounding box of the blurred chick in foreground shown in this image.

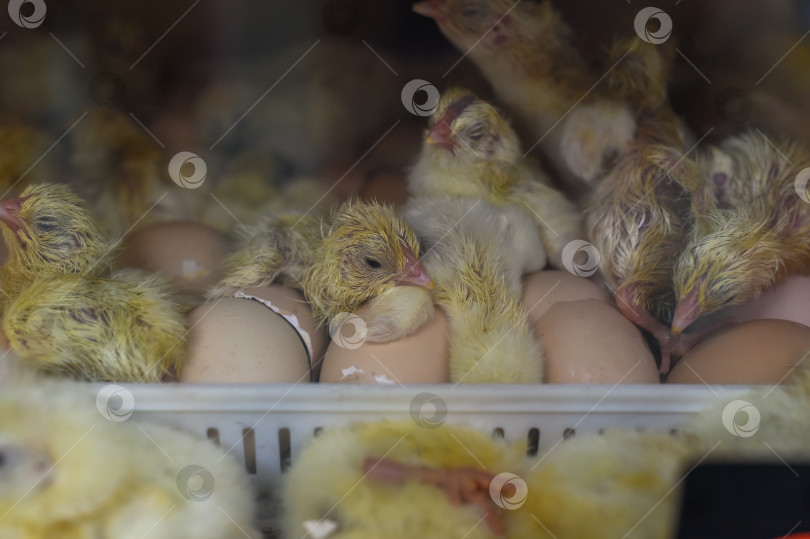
[284,370,810,538]
[671,132,810,334]
[414,0,632,191]
[406,88,583,286]
[582,39,694,374]
[0,183,186,382]
[0,381,259,538]
[209,202,435,343]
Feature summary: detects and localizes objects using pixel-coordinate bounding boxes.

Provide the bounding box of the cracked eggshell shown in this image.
[667,320,810,384]
[181,286,327,383]
[318,307,450,384]
[119,221,230,296]
[522,270,612,325]
[534,299,659,384]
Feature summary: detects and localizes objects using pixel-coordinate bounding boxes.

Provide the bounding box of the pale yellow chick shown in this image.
[209,202,436,344]
[0,184,186,382]
[406,88,583,285]
[0,380,259,538]
[283,367,810,538]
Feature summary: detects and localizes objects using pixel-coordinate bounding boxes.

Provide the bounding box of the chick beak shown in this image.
[412,0,446,22]
[426,123,456,154]
[672,287,702,335]
[397,249,434,290]
[0,197,25,232]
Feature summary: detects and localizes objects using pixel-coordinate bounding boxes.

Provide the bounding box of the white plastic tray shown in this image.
[117,383,748,525]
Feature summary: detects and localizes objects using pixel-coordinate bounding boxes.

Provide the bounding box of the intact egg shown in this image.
[119,221,229,296]
[181,286,328,383]
[522,270,612,325]
[667,320,810,384]
[534,299,659,383]
[319,306,450,384]
[694,276,810,330]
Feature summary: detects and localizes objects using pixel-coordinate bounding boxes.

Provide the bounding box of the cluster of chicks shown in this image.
[1,1,809,389]
[3,0,810,537]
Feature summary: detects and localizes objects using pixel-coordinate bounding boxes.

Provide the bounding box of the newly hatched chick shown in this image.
[671,132,810,333]
[0,183,114,299]
[583,39,693,374]
[283,419,695,538]
[0,183,186,382]
[406,88,583,283]
[421,218,543,383]
[3,271,185,382]
[283,420,526,539]
[0,381,259,538]
[209,202,436,343]
[414,0,631,189]
[284,369,810,538]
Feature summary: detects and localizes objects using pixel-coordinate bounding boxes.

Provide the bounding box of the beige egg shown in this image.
[119,221,229,296]
[694,276,810,330]
[667,320,810,384]
[319,307,450,384]
[522,270,612,326]
[181,286,328,383]
[534,299,659,384]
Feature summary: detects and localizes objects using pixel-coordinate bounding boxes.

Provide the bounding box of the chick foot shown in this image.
[615,284,680,374]
[661,318,739,373]
[355,286,435,343]
[363,457,505,536]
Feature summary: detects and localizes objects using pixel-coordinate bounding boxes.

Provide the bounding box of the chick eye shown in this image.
[37,220,56,232]
[468,130,484,143]
[461,7,480,19]
[365,258,382,269]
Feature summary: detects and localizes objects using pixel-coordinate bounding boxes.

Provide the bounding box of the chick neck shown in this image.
[409,145,514,203]
[465,8,594,121]
[0,227,112,303]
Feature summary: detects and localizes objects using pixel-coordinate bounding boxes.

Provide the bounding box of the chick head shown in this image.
[412,0,549,59]
[672,210,782,333]
[0,183,111,276]
[426,88,521,165]
[305,201,433,323]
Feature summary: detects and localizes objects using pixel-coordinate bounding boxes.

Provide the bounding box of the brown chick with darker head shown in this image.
[671,132,810,334]
[582,38,694,373]
[414,0,604,189]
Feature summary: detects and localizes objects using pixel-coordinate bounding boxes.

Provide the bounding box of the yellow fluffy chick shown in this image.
[284,420,693,539]
[284,369,810,538]
[407,88,583,281]
[0,183,186,382]
[209,201,436,343]
[419,219,543,383]
[0,183,114,299]
[283,420,526,539]
[3,271,185,381]
[0,381,259,538]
